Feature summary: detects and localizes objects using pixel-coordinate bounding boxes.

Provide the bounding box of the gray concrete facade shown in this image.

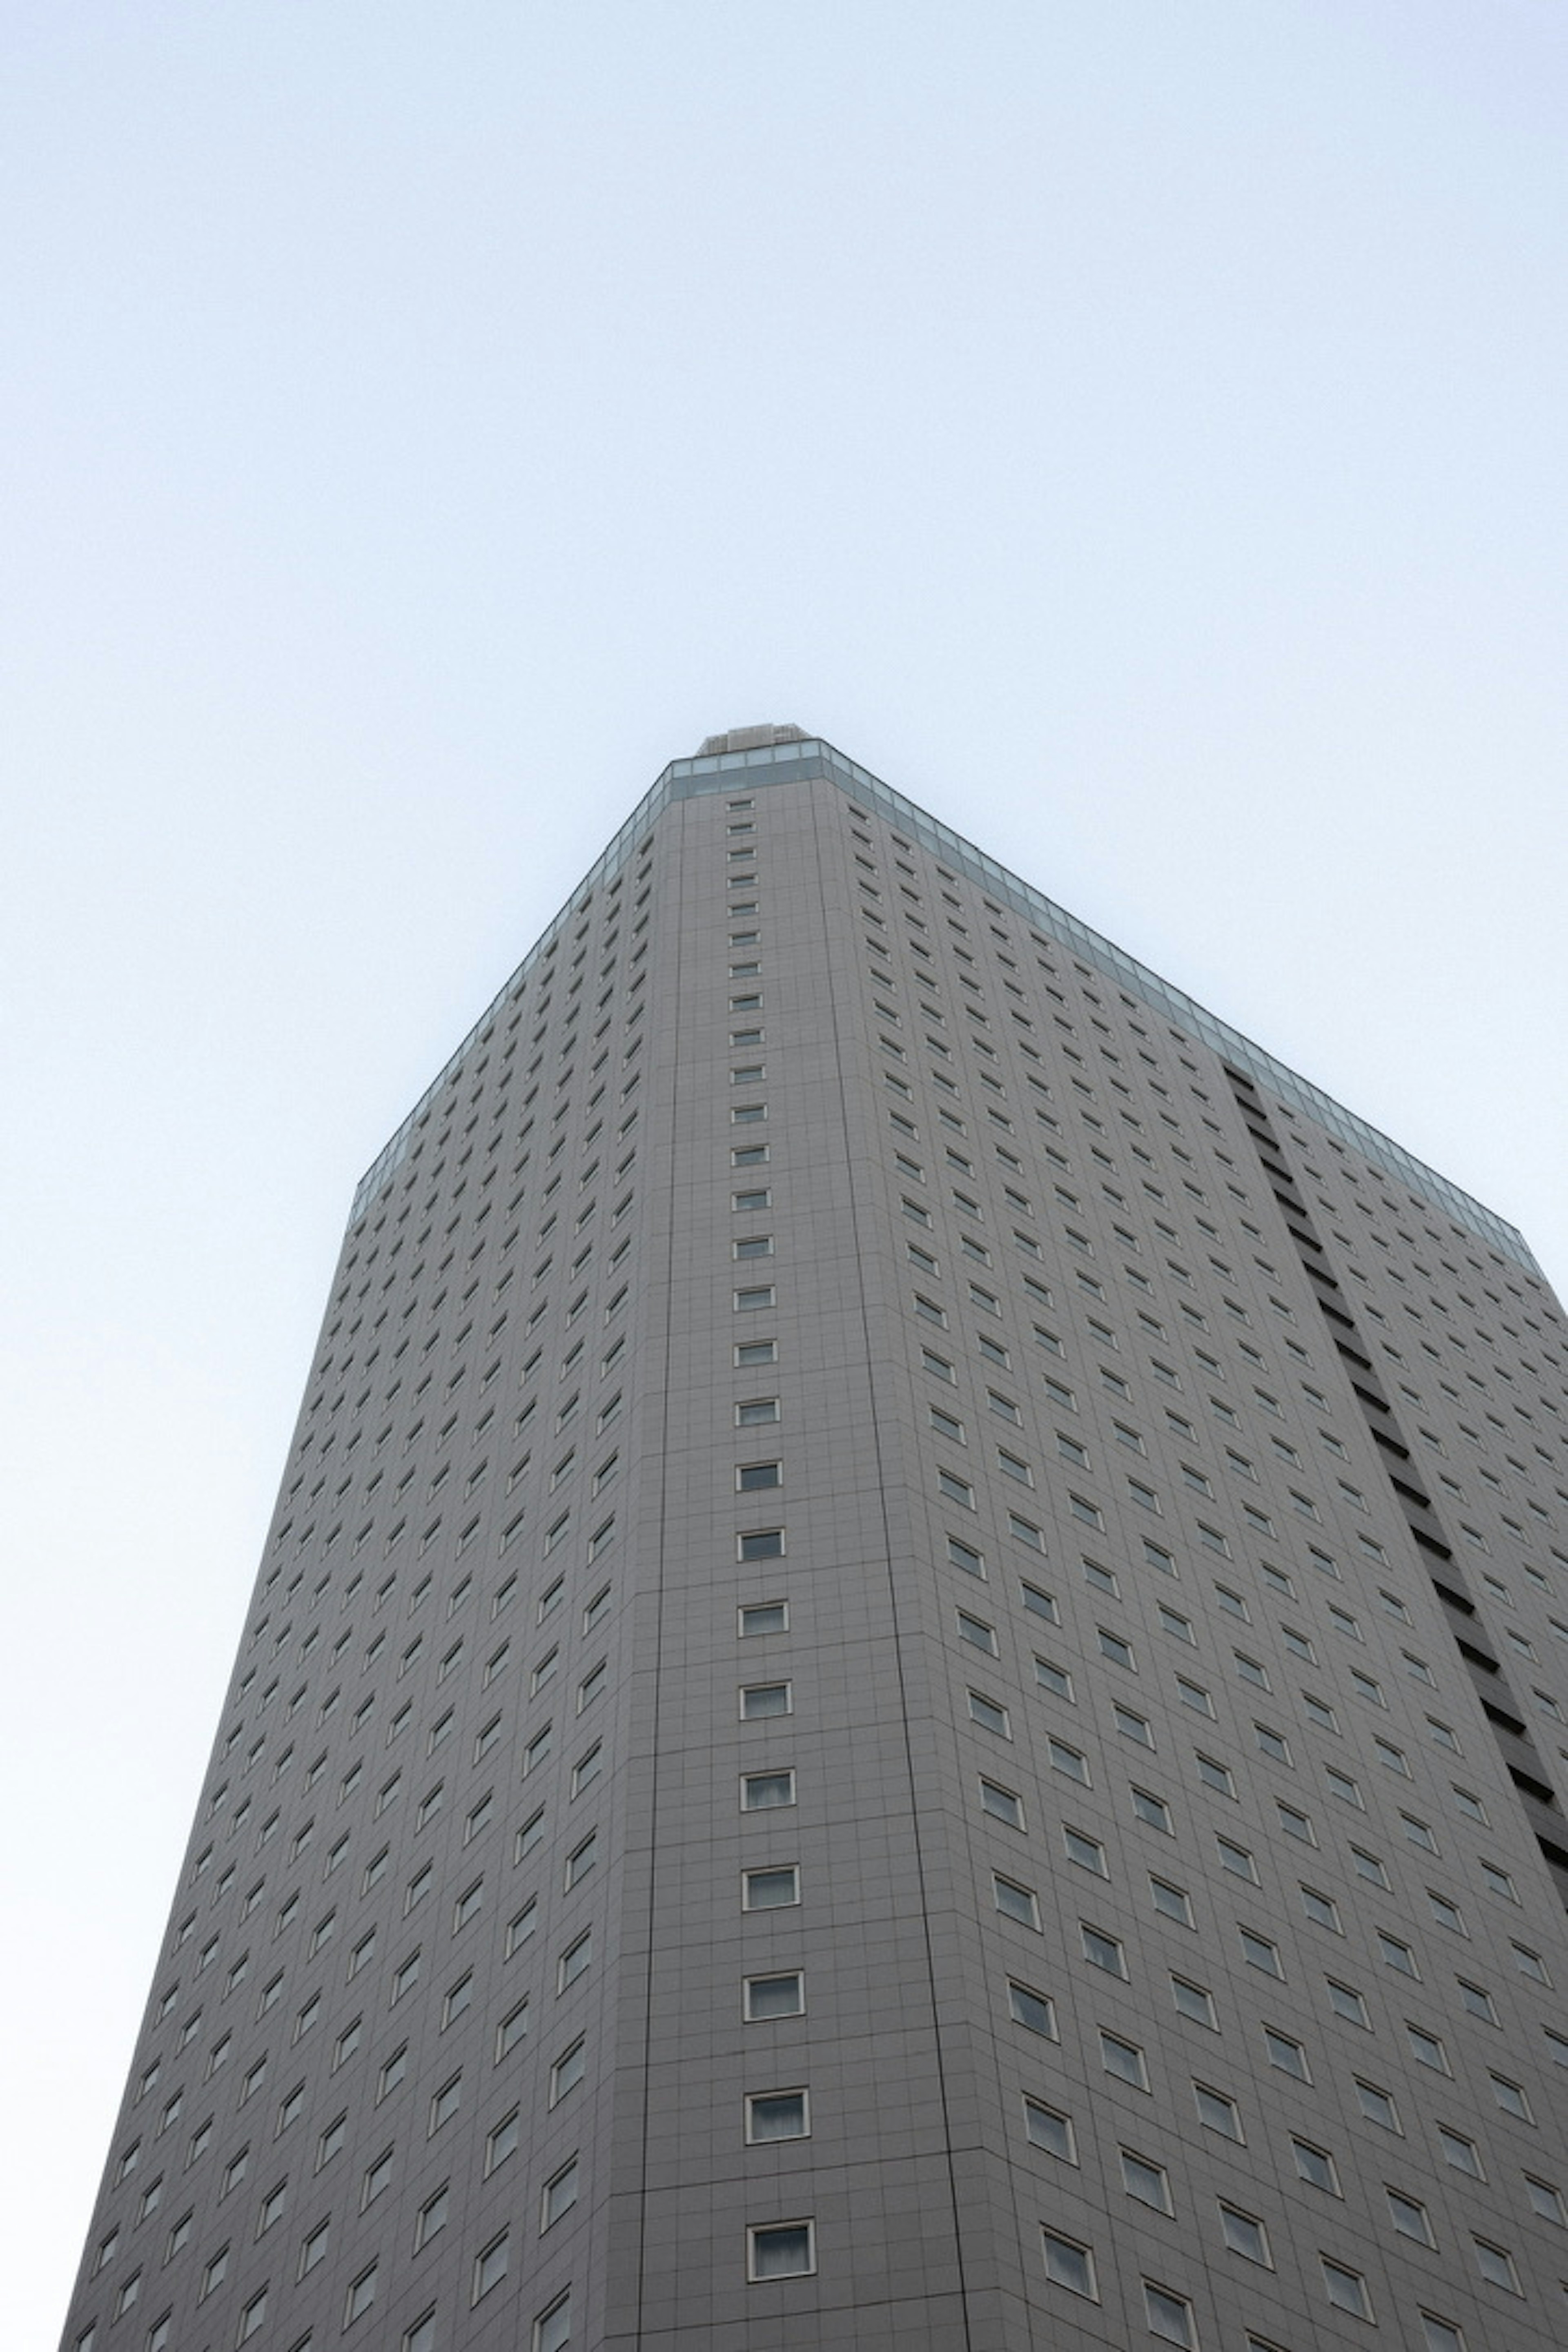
[62,734,1568,2352]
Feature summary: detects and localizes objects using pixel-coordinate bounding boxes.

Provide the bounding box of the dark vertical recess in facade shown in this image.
[1222,1065,1568,1912]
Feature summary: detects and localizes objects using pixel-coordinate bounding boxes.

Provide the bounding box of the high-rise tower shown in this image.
[62,731,1568,2352]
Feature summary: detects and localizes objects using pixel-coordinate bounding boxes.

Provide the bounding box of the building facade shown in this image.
[62,728,1568,2352]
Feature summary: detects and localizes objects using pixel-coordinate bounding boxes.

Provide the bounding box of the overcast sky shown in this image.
[7,4,1568,2338]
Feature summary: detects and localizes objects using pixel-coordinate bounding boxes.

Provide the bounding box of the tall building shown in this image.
[62,728,1568,2352]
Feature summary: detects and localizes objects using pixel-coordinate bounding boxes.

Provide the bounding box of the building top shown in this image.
[696,723,808,754]
[347,732,1537,1278]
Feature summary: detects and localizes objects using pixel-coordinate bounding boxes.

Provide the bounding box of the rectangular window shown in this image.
[748,2221,815,2280]
[745,1971,804,2020]
[743,1866,800,1911]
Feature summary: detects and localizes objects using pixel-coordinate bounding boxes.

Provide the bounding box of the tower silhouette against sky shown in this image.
[63,730,1568,2352]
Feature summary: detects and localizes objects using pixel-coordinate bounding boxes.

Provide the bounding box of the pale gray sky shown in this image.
[7,4,1568,2337]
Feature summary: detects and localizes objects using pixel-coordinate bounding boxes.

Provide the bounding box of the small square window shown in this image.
[1082,1924,1127,1976]
[1008,1980,1056,2036]
[1194,2082,1242,2138]
[744,1971,804,2020]
[746,2089,809,2143]
[993,1873,1039,1927]
[1040,2229,1096,2298]
[1263,2027,1309,2079]
[1419,2319,1466,2352]
[1489,2071,1531,2120]
[742,1769,796,1811]
[1145,2283,1196,2346]
[1292,2136,1339,2192]
[1471,2238,1519,2294]
[1149,1876,1193,1925]
[748,2220,815,2280]
[1100,2031,1147,2088]
[1219,2203,1271,2265]
[1388,2188,1435,2243]
[1171,1974,1216,2027]
[541,2156,579,2230]
[1321,2258,1371,2319]
[980,1777,1025,1828]
[741,1867,800,1911]
[1354,2077,1399,2129]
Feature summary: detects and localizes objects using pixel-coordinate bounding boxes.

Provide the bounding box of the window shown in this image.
[997,1977,1057,2041]
[746,2089,809,2142]
[1439,2123,1482,2176]
[743,1769,796,1811]
[1145,2283,1196,2347]
[1149,1877,1193,1926]
[992,1874,1039,1928]
[344,2262,378,2324]
[1082,1924,1127,1977]
[1171,1973,1216,2027]
[1456,1977,1496,2022]
[1131,1786,1172,1832]
[1490,2071,1531,2120]
[1321,2258,1371,2319]
[1353,2077,1399,2130]
[978,1776,1023,1829]
[1419,2321,1466,2352]
[531,2292,571,2352]
[747,2220,816,2279]
[745,1971,804,2020]
[1219,2203,1271,2265]
[414,2183,450,2249]
[743,1866,800,1911]
[486,2108,520,2173]
[1471,2238,1520,2294]
[1194,2082,1242,2138]
[970,1690,1011,1737]
[1388,2187,1435,2243]
[541,2155,579,2229]
[1040,2229,1096,2298]
[1239,1928,1282,1976]
[473,2232,510,2301]
[741,1681,791,1719]
[1100,2031,1148,2088]
[558,1929,592,1989]
[1408,2024,1450,2073]
[1292,2135,1339,2192]
[1326,1978,1370,2026]
[1525,2173,1565,2223]
[1263,2027,1309,2078]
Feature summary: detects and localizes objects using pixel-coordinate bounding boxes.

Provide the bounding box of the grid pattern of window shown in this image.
[63,739,1568,2352]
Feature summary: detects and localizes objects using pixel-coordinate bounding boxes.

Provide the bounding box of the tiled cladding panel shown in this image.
[62,749,1568,2352]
